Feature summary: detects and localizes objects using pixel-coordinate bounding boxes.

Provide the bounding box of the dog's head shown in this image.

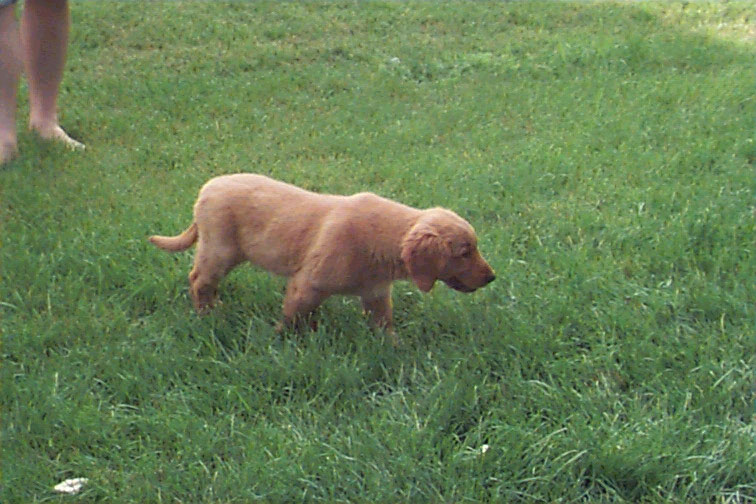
[401,208,495,293]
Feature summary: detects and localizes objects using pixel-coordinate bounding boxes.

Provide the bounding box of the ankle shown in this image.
[1,138,18,164]
[29,118,59,138]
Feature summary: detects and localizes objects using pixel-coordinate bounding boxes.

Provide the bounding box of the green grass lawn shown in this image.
[2,1,754,502]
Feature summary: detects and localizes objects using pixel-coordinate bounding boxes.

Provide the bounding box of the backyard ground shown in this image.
[1,1,754,502]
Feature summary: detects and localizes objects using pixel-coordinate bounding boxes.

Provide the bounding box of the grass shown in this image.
[1,1,754,502]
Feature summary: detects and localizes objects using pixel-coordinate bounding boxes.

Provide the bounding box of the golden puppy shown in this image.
[149,174,495,333]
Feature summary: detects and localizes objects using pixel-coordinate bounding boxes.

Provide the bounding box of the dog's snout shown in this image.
[484,273,496,285]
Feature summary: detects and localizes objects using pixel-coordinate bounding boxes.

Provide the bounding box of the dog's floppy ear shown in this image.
[401,221,450,292]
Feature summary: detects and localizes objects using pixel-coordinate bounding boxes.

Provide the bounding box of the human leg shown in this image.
[0,2,21,163]
[21,0,83,149]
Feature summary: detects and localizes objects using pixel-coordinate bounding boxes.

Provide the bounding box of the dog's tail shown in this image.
[149,222,198,252]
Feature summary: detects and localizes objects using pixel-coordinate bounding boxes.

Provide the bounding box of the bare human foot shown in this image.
[31,123,84,151]
[0,125,84,165]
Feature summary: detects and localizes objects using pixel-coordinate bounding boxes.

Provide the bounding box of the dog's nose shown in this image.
[485,273,496,285]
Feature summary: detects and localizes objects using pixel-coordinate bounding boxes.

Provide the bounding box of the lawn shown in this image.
[1,1,754,502]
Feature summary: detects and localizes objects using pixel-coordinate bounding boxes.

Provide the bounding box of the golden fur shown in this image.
[149,173,495,334]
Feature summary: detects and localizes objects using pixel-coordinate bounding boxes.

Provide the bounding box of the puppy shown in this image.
[149,174,495,334]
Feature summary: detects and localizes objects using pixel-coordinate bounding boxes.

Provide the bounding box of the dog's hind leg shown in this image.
[188,242,241,313]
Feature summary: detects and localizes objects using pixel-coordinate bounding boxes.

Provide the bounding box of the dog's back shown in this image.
[193,174,338,277]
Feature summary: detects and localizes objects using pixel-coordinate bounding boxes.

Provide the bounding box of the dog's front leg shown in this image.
[277,276,328,332]
[361,290,398,345]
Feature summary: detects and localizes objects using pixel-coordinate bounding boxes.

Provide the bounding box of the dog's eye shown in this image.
[460,249,472,259]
